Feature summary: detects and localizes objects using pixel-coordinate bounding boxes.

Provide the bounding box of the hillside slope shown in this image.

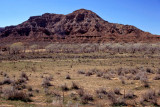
[0,9,159,43]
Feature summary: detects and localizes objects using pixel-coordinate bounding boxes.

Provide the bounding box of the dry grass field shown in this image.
[0,51,160,107]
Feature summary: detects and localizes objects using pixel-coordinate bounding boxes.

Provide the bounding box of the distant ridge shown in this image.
[0,27,4,33]
[0,9,160,43]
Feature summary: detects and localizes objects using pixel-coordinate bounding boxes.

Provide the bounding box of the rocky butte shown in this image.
[0,9,160,43]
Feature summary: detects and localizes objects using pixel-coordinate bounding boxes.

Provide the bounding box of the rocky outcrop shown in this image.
[0,9,159,43]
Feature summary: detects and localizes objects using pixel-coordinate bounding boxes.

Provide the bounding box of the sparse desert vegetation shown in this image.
[0,42,160,106]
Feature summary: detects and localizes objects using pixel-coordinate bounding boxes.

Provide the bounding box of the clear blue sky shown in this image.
[0,0,160,35]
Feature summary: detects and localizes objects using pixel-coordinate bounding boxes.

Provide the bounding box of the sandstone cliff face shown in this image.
[0,9,159,43]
